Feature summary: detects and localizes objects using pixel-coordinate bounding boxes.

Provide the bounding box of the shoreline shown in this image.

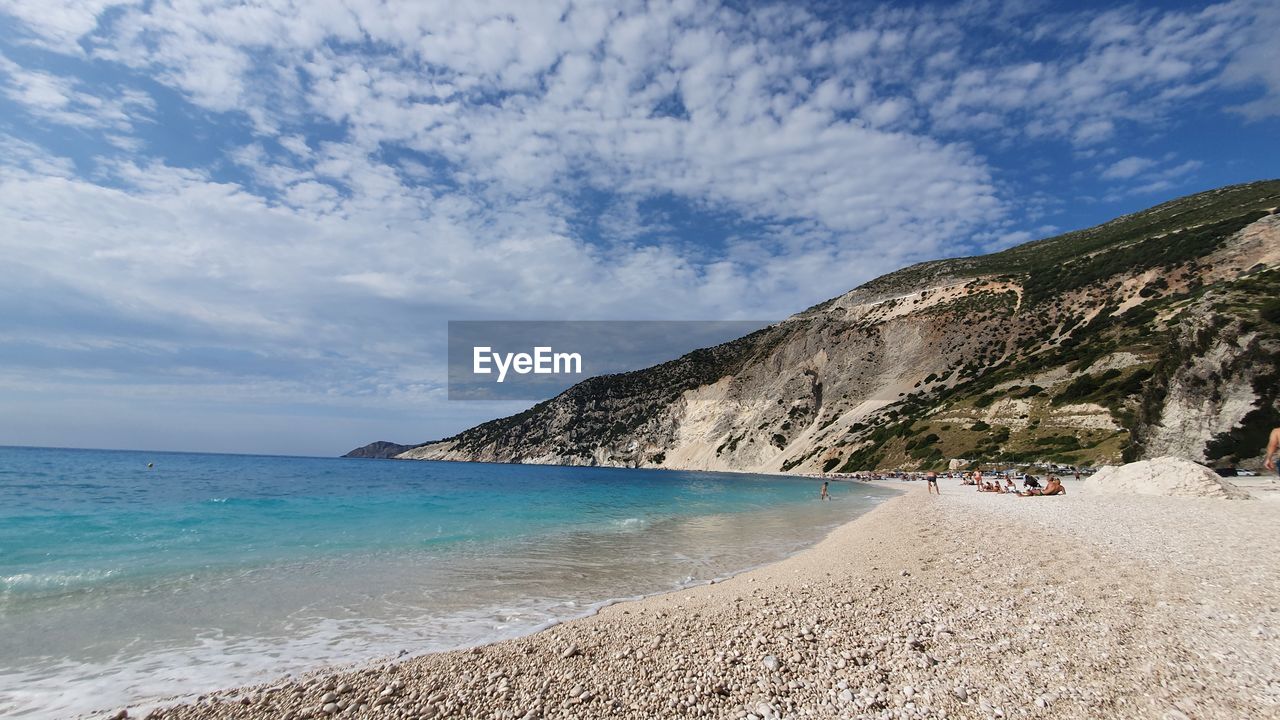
[72,476,895,720]
[4,457,890,720]
[135,481,1279,719]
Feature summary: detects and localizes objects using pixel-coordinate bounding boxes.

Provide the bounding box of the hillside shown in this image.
[388,181,1280,473]
[342,441,428,459]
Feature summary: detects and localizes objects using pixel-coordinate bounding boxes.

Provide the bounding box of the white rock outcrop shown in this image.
[1084,456,1251,499]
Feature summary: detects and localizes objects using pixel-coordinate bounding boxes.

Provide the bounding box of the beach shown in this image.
[144,479,1280,720]
[0,449,897,719]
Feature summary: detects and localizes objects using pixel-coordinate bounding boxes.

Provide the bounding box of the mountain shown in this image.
[391,181,1280,473]
[342,441,429,459]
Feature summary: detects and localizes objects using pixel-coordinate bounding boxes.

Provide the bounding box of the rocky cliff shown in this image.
[392,181,1280,472]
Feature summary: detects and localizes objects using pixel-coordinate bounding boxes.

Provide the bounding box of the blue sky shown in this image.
[0,0,1277,456]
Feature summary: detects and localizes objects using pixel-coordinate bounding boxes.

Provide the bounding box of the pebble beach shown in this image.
[143,480,1280,720]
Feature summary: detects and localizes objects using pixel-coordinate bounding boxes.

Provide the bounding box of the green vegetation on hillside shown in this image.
[827,190,1278,470]
[833,180,1280,304]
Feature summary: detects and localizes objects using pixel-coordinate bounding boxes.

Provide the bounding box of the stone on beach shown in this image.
[1084,456,1252,499]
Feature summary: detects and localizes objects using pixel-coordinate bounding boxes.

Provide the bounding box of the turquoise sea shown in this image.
[0,446,895,718]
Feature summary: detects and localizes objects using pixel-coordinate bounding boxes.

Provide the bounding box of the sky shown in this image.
[0,0,1278,457]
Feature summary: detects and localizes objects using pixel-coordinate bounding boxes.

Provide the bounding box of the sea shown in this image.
[0,446,896,718]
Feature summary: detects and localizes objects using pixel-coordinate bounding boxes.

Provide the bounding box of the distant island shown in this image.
[342,441,430,459]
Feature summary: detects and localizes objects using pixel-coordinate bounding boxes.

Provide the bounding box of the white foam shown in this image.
[1,569,119,593]
[0,603,582,719]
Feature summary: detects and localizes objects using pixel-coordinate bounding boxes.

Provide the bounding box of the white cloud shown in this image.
[0,0,139,52]
[1101,156,1156,180]
[1216,0,1280,119]
[0,51,154,130]
[0,134,77,176]
[1100,157,1204,199]
[1071,119,1116,146]
[982,230,1033,253]
[0,0,1276,451]
[922,1,1273,144]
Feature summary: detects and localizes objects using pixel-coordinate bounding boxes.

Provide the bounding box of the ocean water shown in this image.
[0,446,895,718]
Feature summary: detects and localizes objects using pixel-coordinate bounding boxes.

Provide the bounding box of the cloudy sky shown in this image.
[1,0,1277,456]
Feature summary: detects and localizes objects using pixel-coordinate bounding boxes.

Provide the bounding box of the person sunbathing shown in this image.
[1021,476,1065,496]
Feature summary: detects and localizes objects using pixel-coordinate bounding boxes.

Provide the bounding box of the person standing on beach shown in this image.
[973,469,983,492]
[1266,426,1280,477]
[925,471,939,495]
[820,481,830,501]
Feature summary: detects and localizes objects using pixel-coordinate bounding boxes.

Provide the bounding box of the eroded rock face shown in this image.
[393,182,1280,473]
[1143,311,1276,463]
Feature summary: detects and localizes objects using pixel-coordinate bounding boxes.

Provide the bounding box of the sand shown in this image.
[1084,457,1252,499]
[136,480,1280,720]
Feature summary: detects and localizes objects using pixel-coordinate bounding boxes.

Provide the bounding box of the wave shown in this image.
[1,569,118,593]
[0,597,624,719]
